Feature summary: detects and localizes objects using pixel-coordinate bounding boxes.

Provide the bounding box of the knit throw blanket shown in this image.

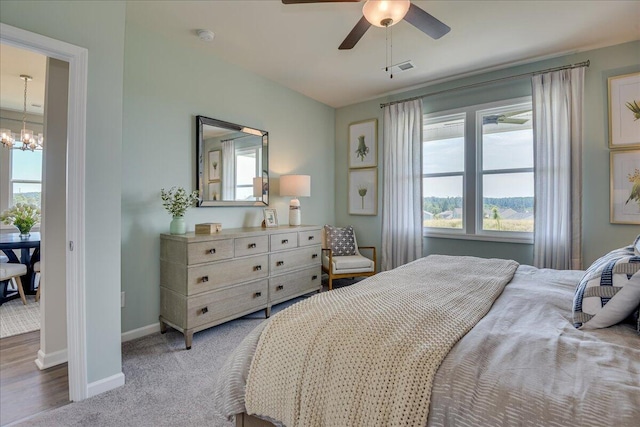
[245,255,519,427]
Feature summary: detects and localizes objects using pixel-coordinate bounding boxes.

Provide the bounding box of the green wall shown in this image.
[336,41,640,267]
[0,1,126,383]
[120,4,335,333]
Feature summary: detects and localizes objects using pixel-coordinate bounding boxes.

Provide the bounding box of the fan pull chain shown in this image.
[384,24,394,79]
[390,24,393,79]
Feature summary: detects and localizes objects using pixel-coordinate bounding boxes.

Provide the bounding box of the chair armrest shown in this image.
[357,246,377,272]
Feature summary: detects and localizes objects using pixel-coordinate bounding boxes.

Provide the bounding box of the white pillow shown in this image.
[573,243,640,330]
[634,234,640,256]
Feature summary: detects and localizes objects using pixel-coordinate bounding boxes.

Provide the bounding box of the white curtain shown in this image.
[532,67,584,270]
[222,140,235,200]
[381,99,423,271]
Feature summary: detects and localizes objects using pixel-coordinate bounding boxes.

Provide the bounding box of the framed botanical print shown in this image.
[208,181,221,201]
[608,72,640,149]
[348,119,377,168]
[348,168,377,215]
[610,149,640,224]
[208,150,221,181]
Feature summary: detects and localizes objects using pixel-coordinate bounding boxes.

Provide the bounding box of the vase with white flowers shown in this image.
[160,187,200,235]
[0,203,41,238]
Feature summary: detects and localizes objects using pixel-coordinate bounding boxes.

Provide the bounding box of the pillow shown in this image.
[324,225,356,256]
[635,234,640,256]
[573,242,640,330]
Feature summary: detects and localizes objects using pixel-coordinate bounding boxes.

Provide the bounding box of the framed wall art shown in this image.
[610,149,640,224]
[263,208,278,228]
[349,118,377,168]
[208,150,221,181]
[608,72,640,149]
[349,168,377,215]
[208,181,221,201]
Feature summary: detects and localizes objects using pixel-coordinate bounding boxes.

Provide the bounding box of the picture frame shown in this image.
[610,149,640,224]
[263,208,278,228]
[348,118,377,168]
[349,168,377,215]
[208,181,221,201]
[208,150,221,181]
[608,72,640,149]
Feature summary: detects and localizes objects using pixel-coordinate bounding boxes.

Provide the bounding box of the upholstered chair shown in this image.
[321,225,376,291]
[34,261,41,302]
[0,262,28,305]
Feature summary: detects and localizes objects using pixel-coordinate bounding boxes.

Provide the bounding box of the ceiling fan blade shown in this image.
[403,3,450,40]
[339,16,371,50]
[282,0,360,4]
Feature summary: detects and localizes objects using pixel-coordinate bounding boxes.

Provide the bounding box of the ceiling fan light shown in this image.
[362,0,410,28]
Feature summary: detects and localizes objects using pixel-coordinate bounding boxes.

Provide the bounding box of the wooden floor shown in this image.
[0,330,69,426]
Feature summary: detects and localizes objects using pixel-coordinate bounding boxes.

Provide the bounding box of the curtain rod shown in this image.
[379,60,590,108]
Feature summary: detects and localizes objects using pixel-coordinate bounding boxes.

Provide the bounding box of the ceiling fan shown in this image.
[482,111,531,126]
[282,0,451,50]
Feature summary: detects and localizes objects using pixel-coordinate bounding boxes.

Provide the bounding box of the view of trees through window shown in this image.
[11,149,43,208]
[423,99,534,236]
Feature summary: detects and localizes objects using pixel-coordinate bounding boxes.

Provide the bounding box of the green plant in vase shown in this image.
[0,203,41,237]
[358,184,368,209]
[160,186,200,235]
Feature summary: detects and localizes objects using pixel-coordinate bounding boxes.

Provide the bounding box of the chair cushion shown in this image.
[0,263,27,281]
[572,239,640,330]
[34,261,41,272]
[324,225,356,256]
[324,254,374,273]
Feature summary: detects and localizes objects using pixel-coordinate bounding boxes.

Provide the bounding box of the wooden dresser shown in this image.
[159,225,322,349]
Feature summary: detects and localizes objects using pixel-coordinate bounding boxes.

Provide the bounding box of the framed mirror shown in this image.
[196,115,268,207]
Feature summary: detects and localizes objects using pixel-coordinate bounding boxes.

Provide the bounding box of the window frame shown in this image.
[423,96,534,244]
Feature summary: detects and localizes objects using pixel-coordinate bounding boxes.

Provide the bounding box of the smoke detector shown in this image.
[197,29,215,42]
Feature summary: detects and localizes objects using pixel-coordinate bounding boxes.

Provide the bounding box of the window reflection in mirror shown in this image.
[196,116,268,207]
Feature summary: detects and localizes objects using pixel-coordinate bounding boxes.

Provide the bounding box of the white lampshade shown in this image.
[362,0,410,27]
[253,177,263,198]
[280,175,311,198]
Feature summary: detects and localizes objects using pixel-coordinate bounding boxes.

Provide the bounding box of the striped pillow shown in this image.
[573,241,640,330]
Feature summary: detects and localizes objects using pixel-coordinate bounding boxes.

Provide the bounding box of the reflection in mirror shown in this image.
[196,116,268,207]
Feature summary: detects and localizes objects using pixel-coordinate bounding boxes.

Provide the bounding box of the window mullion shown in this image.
[465,110,476,235]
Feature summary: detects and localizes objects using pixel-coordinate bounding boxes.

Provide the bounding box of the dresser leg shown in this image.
[159,318,167,334]
[265,306,271,318]
[185,330,193,350]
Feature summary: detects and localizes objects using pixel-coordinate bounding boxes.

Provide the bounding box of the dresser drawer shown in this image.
[270,245,321,275]
[187,239,234,265]
[269,266,321,304]
[270,232,298,252]
[187,280,267,329]
[235,235,269,257]
[298,229,321,247]
[188,255,268,295]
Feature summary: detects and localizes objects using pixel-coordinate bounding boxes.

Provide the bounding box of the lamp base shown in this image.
[289,198,301,226]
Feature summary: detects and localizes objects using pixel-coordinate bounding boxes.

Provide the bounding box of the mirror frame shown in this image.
[196,115,269,207]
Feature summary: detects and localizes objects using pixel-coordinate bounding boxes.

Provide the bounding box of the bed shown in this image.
[213,252,640,427]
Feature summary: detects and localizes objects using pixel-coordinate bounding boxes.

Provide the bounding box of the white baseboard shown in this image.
[121,322,160,343]
[87,372,125,398]
[34,348,67,370]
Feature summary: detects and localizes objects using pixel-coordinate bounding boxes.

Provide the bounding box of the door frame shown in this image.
[1,23,88,401]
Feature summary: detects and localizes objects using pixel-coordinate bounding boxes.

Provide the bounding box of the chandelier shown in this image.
[0,74,44,151]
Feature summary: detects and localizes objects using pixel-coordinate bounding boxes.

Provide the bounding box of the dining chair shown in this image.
[34,261,41,302]
[0,262,28,305]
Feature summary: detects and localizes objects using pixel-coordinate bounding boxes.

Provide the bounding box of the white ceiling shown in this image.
[1,1,639,111]
[127,0,640,108]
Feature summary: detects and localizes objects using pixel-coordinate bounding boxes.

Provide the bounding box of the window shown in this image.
[11,149,43,208]
[235,146,261,200]
[423,97,534,242]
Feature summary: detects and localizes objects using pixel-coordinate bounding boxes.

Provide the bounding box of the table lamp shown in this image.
[280,175,311,226]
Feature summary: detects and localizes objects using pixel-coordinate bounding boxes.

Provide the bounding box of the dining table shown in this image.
[0,232,41,303]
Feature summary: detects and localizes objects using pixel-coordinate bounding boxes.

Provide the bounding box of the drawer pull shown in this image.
[254,265,262,271]
[208,248,216,254]
[308,236,314,240]
[276,285,284,291]
[276,261,284,266]
[312,275,318,280]
[248,243,257,249]
[202,306,209,314]
[312,253,318,259]
[282,239,289,244]
[201,275,209,283]
[254,292,262,298]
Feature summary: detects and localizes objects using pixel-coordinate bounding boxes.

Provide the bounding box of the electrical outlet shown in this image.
[121,291,125,308]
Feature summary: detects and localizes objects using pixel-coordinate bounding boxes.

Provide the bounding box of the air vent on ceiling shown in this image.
[382,60,415,74]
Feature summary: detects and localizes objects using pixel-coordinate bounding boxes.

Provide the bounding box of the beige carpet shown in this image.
[0,296,40,338]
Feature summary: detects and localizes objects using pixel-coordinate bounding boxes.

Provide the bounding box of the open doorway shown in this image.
[0,43,71,424]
